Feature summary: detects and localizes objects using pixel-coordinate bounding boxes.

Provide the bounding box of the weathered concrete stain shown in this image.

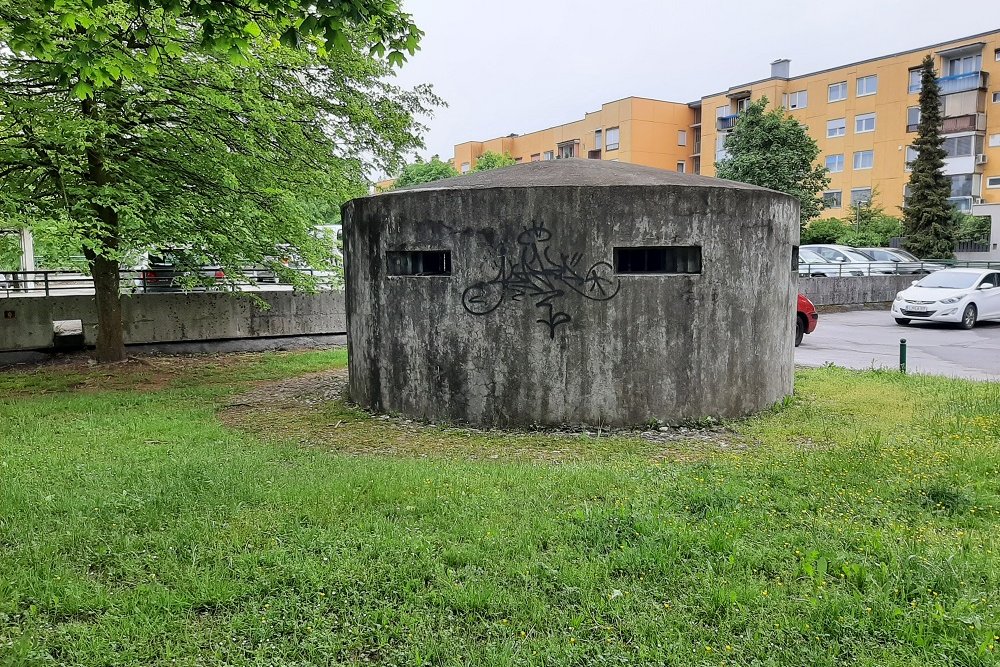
[343,159,799,427]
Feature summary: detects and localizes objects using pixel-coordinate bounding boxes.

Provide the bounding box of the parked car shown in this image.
[891,268,1000,329]
[134,251,225,292]
[798,248,864,277]
[796,293,818,347]
[802,244,898,275]
[857,247,945,274]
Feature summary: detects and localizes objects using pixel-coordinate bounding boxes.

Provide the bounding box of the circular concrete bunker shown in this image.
[343,159,799,427]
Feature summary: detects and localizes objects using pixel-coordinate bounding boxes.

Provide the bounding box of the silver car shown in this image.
[802,244,899,276]
[798,248,864,277]
[857,247,944,274]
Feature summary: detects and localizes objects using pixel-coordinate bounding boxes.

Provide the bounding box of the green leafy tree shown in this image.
[902,55,956,259]
[715,98,830,226]
[836,195,904,247]
[0,2,436,362]
[954,213,991,244]
[471,151,516,172]
[393,156,459,188]
[801,218,851,244]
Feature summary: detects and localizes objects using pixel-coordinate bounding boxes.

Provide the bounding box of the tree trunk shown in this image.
[82,96,126,362]
[90,252,126,362]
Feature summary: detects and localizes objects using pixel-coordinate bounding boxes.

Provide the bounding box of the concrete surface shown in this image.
[345,159,800,427]
[0,291,346,352]
[800,274,916,307]
[796,309,1000,380]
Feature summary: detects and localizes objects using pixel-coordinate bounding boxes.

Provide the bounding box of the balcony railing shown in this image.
[941,113,986,134]
[716,114,739,131]
[938,71,988,95]
[692,139,701,155]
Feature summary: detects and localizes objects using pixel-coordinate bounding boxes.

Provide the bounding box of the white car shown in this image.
[891,268,1000,329]
[798,248,864,277]
[802,244,898,276]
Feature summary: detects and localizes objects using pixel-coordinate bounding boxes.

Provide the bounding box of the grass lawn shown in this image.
[1,351,999,666]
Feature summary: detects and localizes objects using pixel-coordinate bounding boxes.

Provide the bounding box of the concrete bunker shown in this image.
[343,159,799,427]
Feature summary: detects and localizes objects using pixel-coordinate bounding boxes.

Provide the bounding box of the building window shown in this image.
[943,135,976,158]
[460,162,470,174]
[736,97,751,112]
[905,145,918,170]
[828,81,847,102]
[948,54,982,76]
[557,142,577,159]
[851,188,872,206]
[908,68,922,94]
[716,105,731,118]
[853,150,874,170]
[386,250,451,276]
[949,174,975,197]
[826,118,846,138]
[678,130,687,146]
[987,176,1000,188]
[825,154,844,173]
[613,246,702,275]
[996,48,1000,61]
[855,112,876,133]
[676,161,686,173]
[787,90,808,109]
[907,106,920,132]
[594,129,602,150]
[993,92,1000,103]
[542,151,554,161]
[605,127,620,151]
[530,153,540,162]
[990,134,1000,148]
[856,75,878,96]
[823,190,842,208]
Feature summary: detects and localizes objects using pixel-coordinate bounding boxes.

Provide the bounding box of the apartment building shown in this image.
[452,97,695,175]
[452,29,1000,215]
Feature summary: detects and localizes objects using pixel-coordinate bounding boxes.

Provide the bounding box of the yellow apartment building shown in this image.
[452,97,696,175]
[451,29,1000,216]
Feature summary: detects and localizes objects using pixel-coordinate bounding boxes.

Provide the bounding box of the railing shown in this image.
[716,114,739,131]
[692,139,701,155]
[799,258,1000,278]
[955,241,991,253]
[0,268,340,298]
[938,71,988,95]
[941,113,985,134]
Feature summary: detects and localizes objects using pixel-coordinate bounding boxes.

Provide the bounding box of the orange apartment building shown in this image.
[451,29,1000,217]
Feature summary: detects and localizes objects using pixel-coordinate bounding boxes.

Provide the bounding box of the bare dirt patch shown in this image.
[220,368,746,463]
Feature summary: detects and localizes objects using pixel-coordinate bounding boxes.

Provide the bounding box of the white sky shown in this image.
[387,0,997,175]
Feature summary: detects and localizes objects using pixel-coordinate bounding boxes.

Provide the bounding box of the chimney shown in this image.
[770,58,790,79]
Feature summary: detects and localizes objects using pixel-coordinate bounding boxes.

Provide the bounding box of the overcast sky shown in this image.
[385,0,995,174]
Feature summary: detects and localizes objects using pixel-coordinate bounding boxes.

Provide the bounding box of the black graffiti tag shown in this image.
[461,222,621,338]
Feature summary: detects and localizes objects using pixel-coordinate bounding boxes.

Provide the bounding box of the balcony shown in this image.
[941,113,986,134]
[938,71,988,95]
[717,114,739,131]
[692,139,701,156]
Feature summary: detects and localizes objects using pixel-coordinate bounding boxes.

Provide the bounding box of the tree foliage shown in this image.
[0,2,438,361]
[902,56,956,259]
[715,98,830,225]
[471,151,516,172]
[393,155,458,188]
[955,213,992,244]
[802,193,903,246]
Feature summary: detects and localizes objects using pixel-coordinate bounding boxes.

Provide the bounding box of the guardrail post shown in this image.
[899,338,907,374]
[44,271,50,297]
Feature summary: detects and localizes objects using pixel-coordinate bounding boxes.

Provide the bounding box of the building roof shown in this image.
[377,158,779,194]
[700,27,1000,99]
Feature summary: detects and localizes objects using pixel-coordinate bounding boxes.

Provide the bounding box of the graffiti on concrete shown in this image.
[462,222,621,338]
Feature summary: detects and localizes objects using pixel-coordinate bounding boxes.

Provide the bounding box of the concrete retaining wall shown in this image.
[799,275,915,307]
[0,291,346,352]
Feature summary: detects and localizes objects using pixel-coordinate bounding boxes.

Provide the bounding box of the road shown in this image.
[795,309,1000,381]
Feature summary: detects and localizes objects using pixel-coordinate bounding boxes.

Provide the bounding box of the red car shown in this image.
[796,293,818,347]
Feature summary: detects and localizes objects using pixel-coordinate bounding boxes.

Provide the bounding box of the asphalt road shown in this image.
[795,309,1000,381]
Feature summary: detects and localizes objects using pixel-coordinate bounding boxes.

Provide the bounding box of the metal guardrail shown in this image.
[798,259,1000,278]
[0,268,340,298]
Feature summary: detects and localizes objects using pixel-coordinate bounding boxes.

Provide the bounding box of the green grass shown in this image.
[1,353,999,665]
